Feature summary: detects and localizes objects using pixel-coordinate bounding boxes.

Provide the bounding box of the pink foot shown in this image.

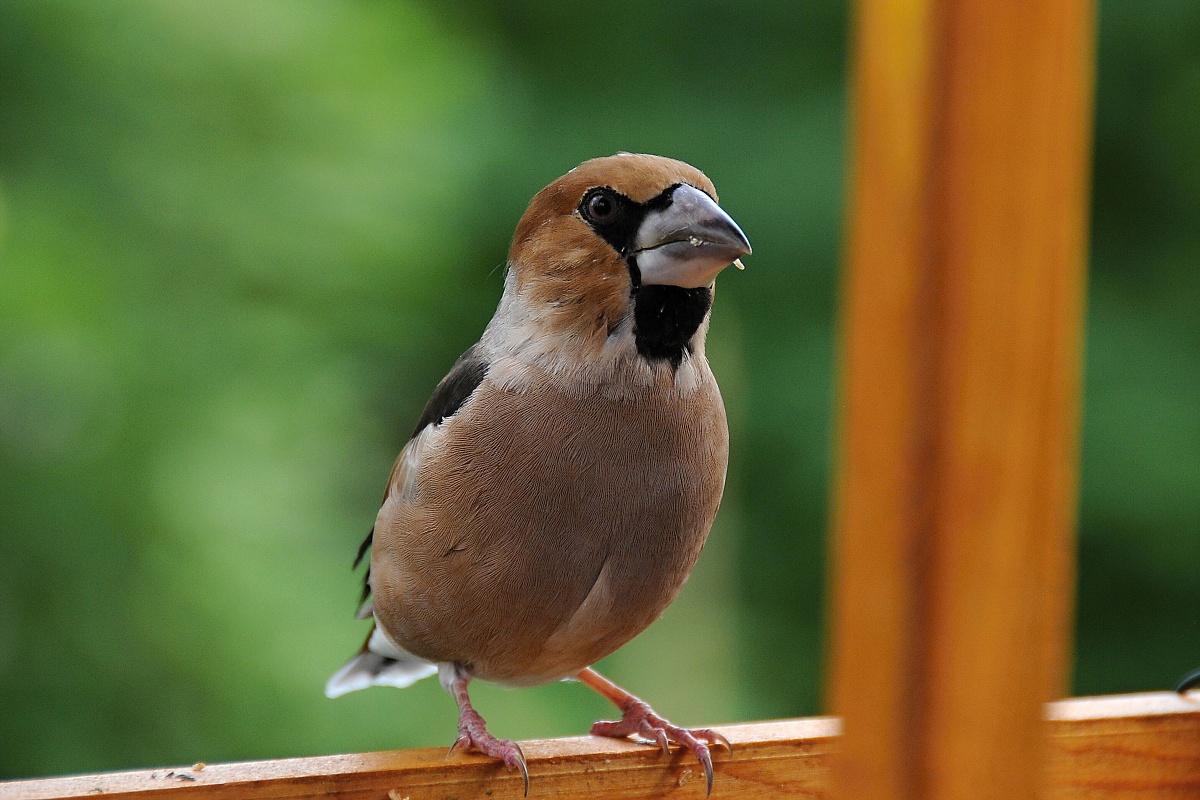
[445,666,529,796]
[591,698,731,795]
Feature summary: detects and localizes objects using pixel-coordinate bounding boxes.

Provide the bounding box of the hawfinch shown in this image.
[327,153,751,795]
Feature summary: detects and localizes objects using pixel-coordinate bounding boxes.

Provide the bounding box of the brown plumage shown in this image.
[327,154,751,795]
[373,371,727,685]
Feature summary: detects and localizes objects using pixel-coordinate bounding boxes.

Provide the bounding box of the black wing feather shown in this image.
[353,343,489,603]
[408,343,490,437]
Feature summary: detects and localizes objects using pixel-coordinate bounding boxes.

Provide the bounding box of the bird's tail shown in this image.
[325,622,438,698]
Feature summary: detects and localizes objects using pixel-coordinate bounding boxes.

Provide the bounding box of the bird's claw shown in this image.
[447,726,529,796]
[707,729,734,756]
[591,700,730,796]
[643,724,670,757]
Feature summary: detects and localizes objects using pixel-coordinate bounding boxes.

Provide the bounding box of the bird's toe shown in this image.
[590,700,728,796]
[448,725,529,795]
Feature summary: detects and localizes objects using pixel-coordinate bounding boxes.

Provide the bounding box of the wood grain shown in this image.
[0,717,840,800]
[1046,694,1200,798]
[4,694,1199,799]
[827,0,1095,798]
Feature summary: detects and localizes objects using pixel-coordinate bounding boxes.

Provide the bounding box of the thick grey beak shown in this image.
[632,184,751,289]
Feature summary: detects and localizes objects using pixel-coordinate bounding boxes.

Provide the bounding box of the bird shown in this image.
[326,153,751,795]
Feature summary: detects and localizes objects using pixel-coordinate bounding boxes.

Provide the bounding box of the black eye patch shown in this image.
[577,187,644,256]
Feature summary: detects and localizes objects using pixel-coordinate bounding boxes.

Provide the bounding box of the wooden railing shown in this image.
[4,693,1199,799]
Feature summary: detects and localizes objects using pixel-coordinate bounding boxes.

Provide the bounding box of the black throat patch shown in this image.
[630,282,712,368]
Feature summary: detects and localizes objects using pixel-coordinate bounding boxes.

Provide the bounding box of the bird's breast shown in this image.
[370,362,728,685]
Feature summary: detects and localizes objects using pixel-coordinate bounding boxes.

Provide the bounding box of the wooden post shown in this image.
[827,0,1095,798]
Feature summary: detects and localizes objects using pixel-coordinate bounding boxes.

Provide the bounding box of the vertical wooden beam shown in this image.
[827,0,1095,799]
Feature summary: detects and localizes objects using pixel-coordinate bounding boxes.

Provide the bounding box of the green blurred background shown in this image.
[0,0,1196,781]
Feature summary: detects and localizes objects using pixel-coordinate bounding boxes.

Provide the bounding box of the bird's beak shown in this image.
[632,184,752,289]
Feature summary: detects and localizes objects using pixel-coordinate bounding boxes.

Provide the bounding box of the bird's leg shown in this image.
[577,666,731,795]
[441,663,530,796]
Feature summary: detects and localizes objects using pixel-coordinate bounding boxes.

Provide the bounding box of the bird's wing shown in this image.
[407,342,491,438]
[352,342,489,602]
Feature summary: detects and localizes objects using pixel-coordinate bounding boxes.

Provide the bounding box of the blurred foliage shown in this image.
[1075,0,1200,693]
[0,0,1196,781]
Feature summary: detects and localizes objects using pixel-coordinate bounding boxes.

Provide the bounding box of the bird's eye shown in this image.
[582,190,620,224]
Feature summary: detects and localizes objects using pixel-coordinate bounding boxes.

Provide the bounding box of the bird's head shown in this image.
[502,153,751,370]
